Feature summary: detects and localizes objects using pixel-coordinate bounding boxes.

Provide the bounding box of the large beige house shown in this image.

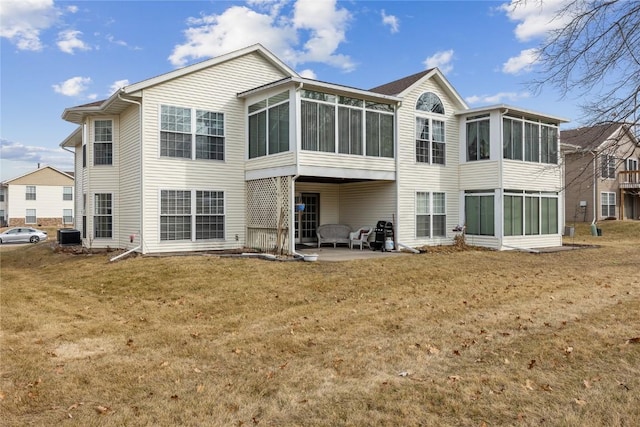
[59,44,568,255]
[562,123,640,223]
[0,166,75,227]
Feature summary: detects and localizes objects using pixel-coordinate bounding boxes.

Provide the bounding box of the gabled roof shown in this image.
[560,123,632,151]
[61,44,299,125]
[2,165,74,185]
[369,68,468,111]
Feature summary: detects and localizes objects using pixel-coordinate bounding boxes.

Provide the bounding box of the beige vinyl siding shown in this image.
[396,78,460,246]
[298,152,396,173]
[464,235,500,249]
[563,151,596,222]
[8,168,73,186]
[503,235,562,249]
[74,143,84,231]
[139,51,288,253]
[339,181,396,229]
[459,161,500,189]
[245,151,296,172]
[6,184,74,220]
[117,104,142,249]
[295,183,340,225]
[85,116,120,248]
[502,161,562,191]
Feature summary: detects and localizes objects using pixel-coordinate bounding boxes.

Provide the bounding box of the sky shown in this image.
[0,0,584,181]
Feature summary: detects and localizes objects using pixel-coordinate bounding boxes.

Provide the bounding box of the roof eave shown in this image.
[455,104,570,123]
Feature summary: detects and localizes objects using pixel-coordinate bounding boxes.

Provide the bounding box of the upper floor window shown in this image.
[600,154,616,178]
[248,91,290,159]
[94,120,113,165]
[63,186,73,201]
[300,90,394,158]
[0,190,4,202]
[160,105,224,161]
[466,115,490,161]
[503,117,558,164]
[26,186,36,200]
[626,158,638,171]
[416,92,445,114]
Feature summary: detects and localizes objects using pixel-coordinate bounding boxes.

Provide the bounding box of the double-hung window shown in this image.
[94,193,113,238]
[26,209,36,224]
[63,186,73,201]
[25,186,36,200]
[0,190,4,202]
[248,91,290,158]
[160,190,225,241]
[466,115,490,161]
[416,192,446,238]
[601,192,616,218]
[94,120,113,165]
[415,92,445,164]
[161,106,224,160]
[63,209,73,224]
[600,154,616,179]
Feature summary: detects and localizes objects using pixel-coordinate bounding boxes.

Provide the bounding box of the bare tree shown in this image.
[531,0,640,129]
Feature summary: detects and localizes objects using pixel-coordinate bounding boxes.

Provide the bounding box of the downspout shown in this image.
[499,109,509,250]
[591,151,597,224]
[394,101,401,250]
[118,93,144,254]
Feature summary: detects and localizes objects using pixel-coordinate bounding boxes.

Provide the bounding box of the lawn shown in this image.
[1,222,639,426]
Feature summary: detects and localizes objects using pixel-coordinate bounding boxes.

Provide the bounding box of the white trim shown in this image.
[297,165,395,181]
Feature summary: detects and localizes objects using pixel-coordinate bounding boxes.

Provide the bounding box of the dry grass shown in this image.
[1,221,639,426]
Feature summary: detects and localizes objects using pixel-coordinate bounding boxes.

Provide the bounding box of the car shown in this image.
[0,227,48,244]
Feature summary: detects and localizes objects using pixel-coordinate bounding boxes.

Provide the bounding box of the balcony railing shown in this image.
[619,170,640,189]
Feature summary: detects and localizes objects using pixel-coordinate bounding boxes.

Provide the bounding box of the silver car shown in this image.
[0,227,48,244]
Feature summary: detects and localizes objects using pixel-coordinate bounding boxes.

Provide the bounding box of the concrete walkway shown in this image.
[295,245,410,262]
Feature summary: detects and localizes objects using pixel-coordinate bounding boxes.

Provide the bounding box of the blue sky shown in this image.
[1,0,582,181]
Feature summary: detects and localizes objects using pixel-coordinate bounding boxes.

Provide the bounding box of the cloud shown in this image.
[465,91,530,105]
[298,69,317,79]
[0,139,74,173]
[57,29,90,54]
[0,0,59,51]
[381,10,399,33]
[66,5,78,14]
[424,49,454,74]
[169,0,354,72]
[500,0,571,42]
[502,48,539,74]
[52,76,92,97]
[109,79,129,94]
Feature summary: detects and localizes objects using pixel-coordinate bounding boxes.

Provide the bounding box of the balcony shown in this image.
[619,170,640,189]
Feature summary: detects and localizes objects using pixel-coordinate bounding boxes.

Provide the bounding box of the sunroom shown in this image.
[238,77,401,254]
[457,105,568,250]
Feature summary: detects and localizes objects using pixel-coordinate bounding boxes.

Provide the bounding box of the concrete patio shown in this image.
[295,244,411,262]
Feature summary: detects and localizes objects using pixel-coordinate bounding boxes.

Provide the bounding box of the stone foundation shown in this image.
[8,217,70,227]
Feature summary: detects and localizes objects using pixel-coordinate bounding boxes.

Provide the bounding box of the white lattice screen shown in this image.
[246,176,291,254]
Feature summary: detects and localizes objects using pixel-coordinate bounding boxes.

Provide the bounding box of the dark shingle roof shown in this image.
[560,123,623,150]
[72,100,106,109]
[369,69,433,96]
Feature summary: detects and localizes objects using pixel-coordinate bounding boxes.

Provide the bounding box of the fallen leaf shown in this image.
[625,337,640,344]
[95,405,109,414]
[541,384,553,391]
[565,346,574,354]
[160,361,169,367]
[196,384,204,393]
[398,371,409,377]
[528,359,536,369]
[448,375,461,382]
[573,398,586,406]
[194,367,202,373]
[427,346,440,354]
[524,379,534,390]
[583,380,592,389]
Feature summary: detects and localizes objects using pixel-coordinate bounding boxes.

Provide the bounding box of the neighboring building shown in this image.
[59,44,567,255]
[562,123,640,223]
[1,166,75,227]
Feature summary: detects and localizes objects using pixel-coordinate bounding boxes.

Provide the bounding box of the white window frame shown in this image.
[63,186,73,201]
[63,209,73,224]
[94,193,113,239]
[26,185,36,200]
[159,105,225,161]
[601,192,616,218]
[160,189,226,242]
[248,91,290,159]
[94,119,113,165]
[601,154,616,179]
[466,115,490,162]
[26,209,36,224]
[416,191,446,238]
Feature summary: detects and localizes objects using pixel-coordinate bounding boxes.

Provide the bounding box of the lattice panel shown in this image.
[246,176,291,254]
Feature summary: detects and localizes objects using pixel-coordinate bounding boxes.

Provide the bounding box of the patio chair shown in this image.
[349,227,373,250]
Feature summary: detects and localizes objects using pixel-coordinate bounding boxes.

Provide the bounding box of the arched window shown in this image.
[416,92,444,114]
[415,92,445,164]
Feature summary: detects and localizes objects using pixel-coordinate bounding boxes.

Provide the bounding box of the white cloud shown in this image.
[66,5,78,14]
[424,49,454,74]
[381,10,399,34]
[465,91,530,105]
[0,139,74,173]
[298,69,316,79]
[0,0,59,51]
[502,48,539,74]
[169,0,354,72]
[52,76,92,97]
[109,79,129,94]
[57,29,90,54]
[500,0,571,42]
